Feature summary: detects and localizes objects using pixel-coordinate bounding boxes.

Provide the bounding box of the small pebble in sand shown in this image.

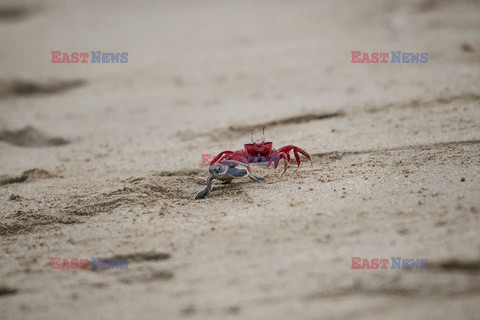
[461,177,465,182]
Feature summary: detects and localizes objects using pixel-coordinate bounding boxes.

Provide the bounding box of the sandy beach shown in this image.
[1,0,480,319]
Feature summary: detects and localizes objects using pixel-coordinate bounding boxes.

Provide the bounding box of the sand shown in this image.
[1,0,480,319]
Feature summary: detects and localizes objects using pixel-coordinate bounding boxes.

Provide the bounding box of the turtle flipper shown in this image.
[195,188,209,200]
[195,175,213,200]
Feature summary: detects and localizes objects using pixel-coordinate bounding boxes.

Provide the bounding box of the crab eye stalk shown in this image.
[251,133,255,143]
[261,127,266,142]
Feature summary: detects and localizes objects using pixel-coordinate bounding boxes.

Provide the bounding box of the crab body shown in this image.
[195,130,312,199]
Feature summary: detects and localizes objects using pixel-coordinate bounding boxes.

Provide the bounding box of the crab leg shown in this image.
[293,149,301,171]
[210,150,233,166]
[265,150,288,176]
[278,145,313,169]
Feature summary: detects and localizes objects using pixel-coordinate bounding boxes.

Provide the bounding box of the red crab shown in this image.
[195,129,312,199]
[211,128,313,174]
